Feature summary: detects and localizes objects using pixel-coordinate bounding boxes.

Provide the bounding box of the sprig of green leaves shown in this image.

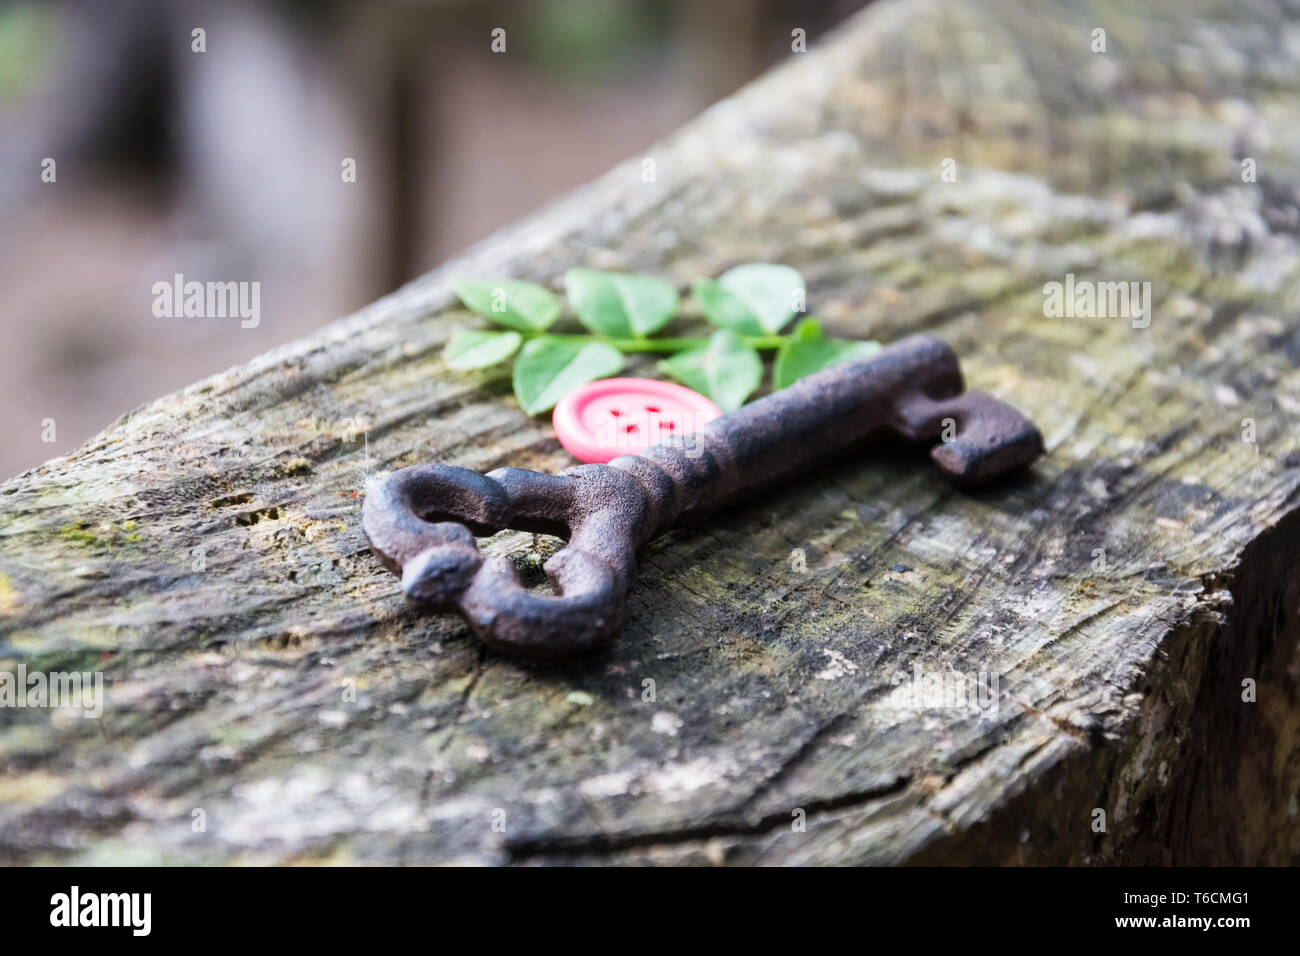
[447,265,878,415]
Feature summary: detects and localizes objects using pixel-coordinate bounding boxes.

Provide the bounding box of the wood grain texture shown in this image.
[3,0,1300,864]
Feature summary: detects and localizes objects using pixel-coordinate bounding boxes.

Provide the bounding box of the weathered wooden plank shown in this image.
[2,0,1299,864]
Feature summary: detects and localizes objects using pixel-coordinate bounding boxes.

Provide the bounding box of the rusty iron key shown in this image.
[363,333,1043,658]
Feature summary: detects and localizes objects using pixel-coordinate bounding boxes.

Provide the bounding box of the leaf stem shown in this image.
[526,332,788,353]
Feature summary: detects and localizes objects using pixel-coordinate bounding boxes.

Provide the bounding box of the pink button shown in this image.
[552,378,723,463]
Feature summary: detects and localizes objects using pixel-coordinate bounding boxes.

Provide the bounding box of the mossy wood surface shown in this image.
[3,0,1300,864]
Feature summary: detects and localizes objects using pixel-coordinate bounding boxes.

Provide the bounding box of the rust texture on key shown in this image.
[362,333,1044,658]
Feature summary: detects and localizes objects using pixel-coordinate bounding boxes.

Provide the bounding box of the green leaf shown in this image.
[444,329,522,370]
[512,337,623,416]
[658,329,762,412]
[773,318,881,389]
[451,278,559,332]
[722,264,805,333]
[565,268,678,338]
[691,278,763,335]
[694,264,805,335]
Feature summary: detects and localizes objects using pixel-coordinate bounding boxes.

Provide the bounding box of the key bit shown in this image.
[362,333,1043,658]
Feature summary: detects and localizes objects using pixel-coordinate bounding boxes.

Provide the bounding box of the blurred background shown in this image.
[0,0,869,479]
